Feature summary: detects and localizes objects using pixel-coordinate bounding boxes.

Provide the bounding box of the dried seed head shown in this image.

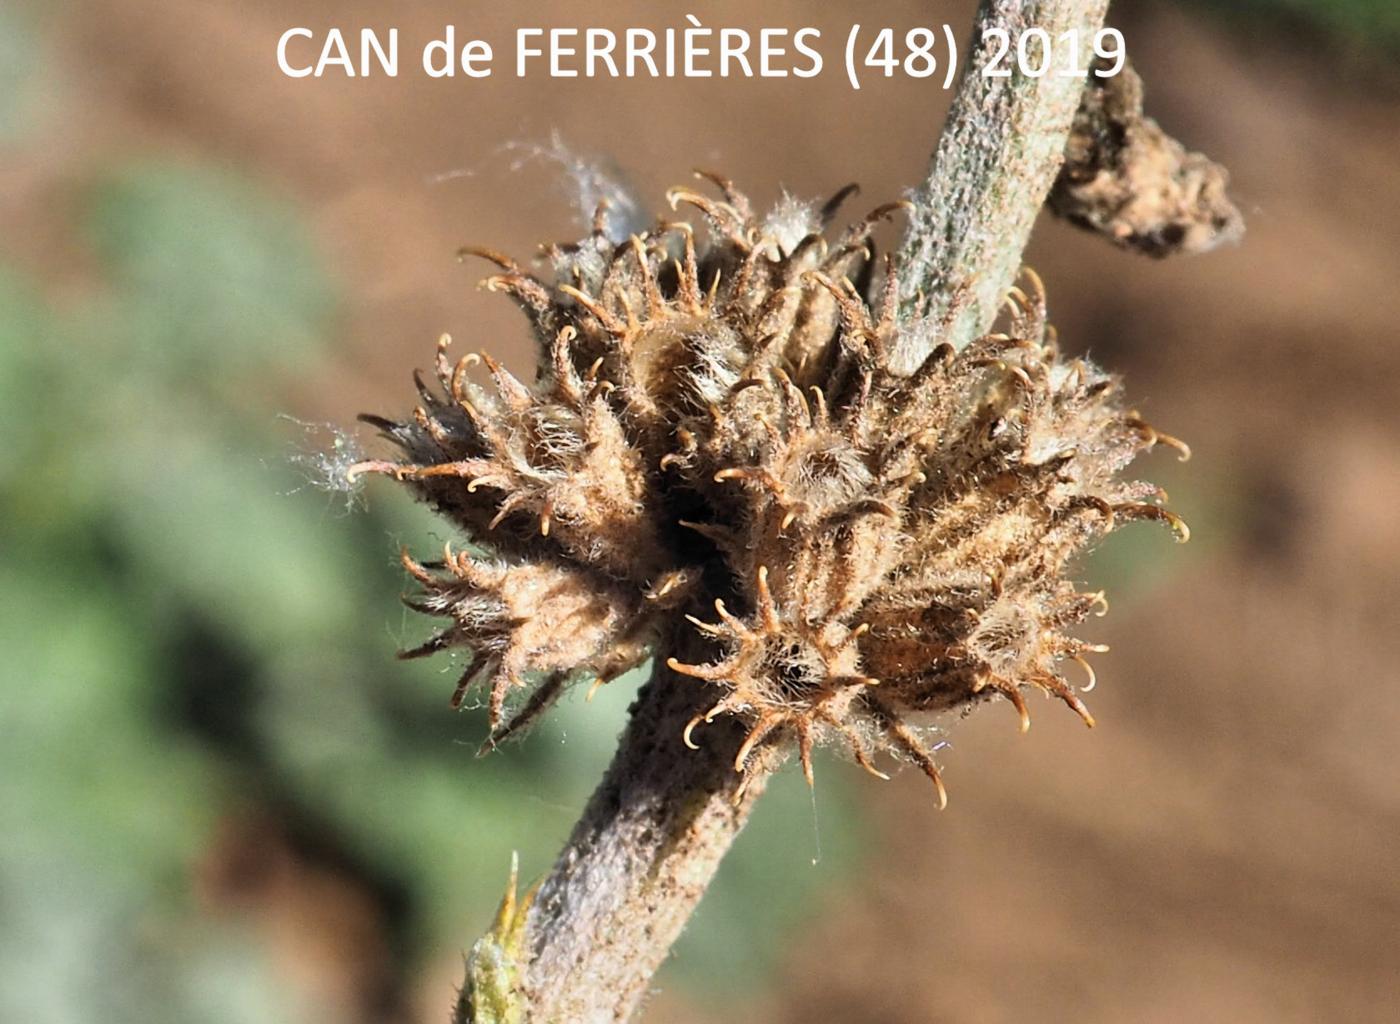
[353,175,1187,801]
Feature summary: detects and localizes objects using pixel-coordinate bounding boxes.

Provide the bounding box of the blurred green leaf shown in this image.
[0,271,55,480]
[92,419,364,649]
[85,164,333,380]
[0,857,301,1024]
[0,559,217,882]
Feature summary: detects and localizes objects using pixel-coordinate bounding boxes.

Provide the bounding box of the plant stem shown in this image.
[899,0,1110,349]
[516,657,766,1023]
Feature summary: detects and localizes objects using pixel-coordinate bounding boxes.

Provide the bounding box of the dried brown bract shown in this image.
[351,175,1188,805]
[1051,57,1243,257]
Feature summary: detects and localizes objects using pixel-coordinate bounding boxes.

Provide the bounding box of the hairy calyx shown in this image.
[351,172,1188,806]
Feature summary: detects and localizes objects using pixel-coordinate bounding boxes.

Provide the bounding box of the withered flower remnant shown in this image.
[350,174,1188,805]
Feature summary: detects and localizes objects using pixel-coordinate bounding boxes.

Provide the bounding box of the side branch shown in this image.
[898,0,1110,348]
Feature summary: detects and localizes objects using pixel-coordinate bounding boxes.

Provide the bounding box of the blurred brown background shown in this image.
[3,1,1398,1022]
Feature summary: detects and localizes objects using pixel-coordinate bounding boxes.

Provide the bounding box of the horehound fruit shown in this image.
[350,174,1188,806]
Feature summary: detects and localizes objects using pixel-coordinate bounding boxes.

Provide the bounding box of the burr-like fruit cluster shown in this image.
[352,174,1187,804]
